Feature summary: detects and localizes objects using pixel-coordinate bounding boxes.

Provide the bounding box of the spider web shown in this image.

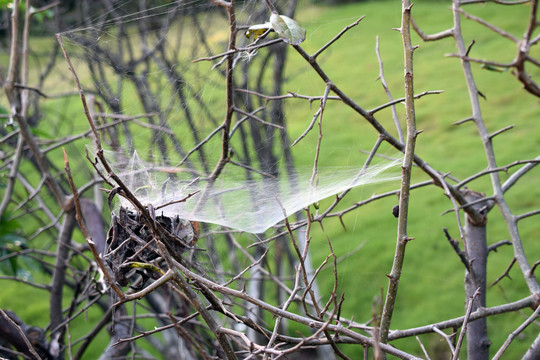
[107,150,401,233]
[58,0,402,233]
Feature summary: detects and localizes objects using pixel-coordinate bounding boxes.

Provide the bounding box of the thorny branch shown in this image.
[2,1,539,359]
[380,1,418,343]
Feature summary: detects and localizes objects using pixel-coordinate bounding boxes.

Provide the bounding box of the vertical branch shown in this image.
[0,135,24,216]
[20,0,31,118]
[49,210,77,357]
[380,1,418,343]
[3,0,66,208]
[462,191,490,360]
[375,36,404,144]
[451,0,539,295]
[193,0,238,216]
[453,288,481,360]
[63,148,125,299]
[0,0,23,217]
[208,0,237,182]
[4,0,20,92]
[310,83,331,189]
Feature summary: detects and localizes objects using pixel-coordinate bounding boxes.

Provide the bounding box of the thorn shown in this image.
[453,116,474,126]
[465,39,476,57]
[489,125,514,139]
[403,236,415,244]
[339,216,347,231]
[477,90,487,100]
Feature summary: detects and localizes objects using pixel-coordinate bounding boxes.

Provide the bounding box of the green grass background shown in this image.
[1,0,539,359]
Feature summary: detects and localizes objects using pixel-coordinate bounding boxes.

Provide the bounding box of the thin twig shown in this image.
[375,35,404,143]
[516,208,540,222]
[490,257,516,287]
[232,106,284,129]
[487,240,512,253]
[489,124,514,139]
[456,159,540,189]
[388,295,537,340]
[312,16,365,59]
[193,39,282,63]
[411,16,453,41]
[0,309,43,360]
[368,90,443,116]
[455,7,519,42]
[492,305,540,360]
[63,148,125,299]
[443,228,470,271]
[235,88,341,104]
[416,336,431,360]
[452,288,481,360]
[433,327,457,356]
[0,135,24,216]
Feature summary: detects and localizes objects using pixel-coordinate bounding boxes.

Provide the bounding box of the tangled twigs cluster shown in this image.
[104,207,196,288]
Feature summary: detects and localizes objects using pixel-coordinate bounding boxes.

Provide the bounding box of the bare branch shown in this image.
[63,149,125,300]
[193,39,282,63]
[451,0,540,294]
[453,116,475,125]
[232,106,284,129]
[411,16,453,41]
[0,136,24,216]
[487,240,512,253]
[492,305,540,359]
[455,7,519,42]
[452,288,481,360]
[375,35,404,143]
[432,327,457,356]
[490,257,516,287]
[368,90,443,116]
[380,2,418,343]
[489,124,515,139]
[443,228,470,271]
[389,295,538,340]
[456,159,540,189]
[516,208,540,222]
[312,16,365,59]
[0,309,43,360]
[235,88,341,104]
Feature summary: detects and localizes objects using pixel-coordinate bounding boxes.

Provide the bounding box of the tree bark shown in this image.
[463,190,490,360]
[49,211,77,358]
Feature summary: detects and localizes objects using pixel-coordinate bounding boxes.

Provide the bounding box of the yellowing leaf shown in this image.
[245,22,272,40]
